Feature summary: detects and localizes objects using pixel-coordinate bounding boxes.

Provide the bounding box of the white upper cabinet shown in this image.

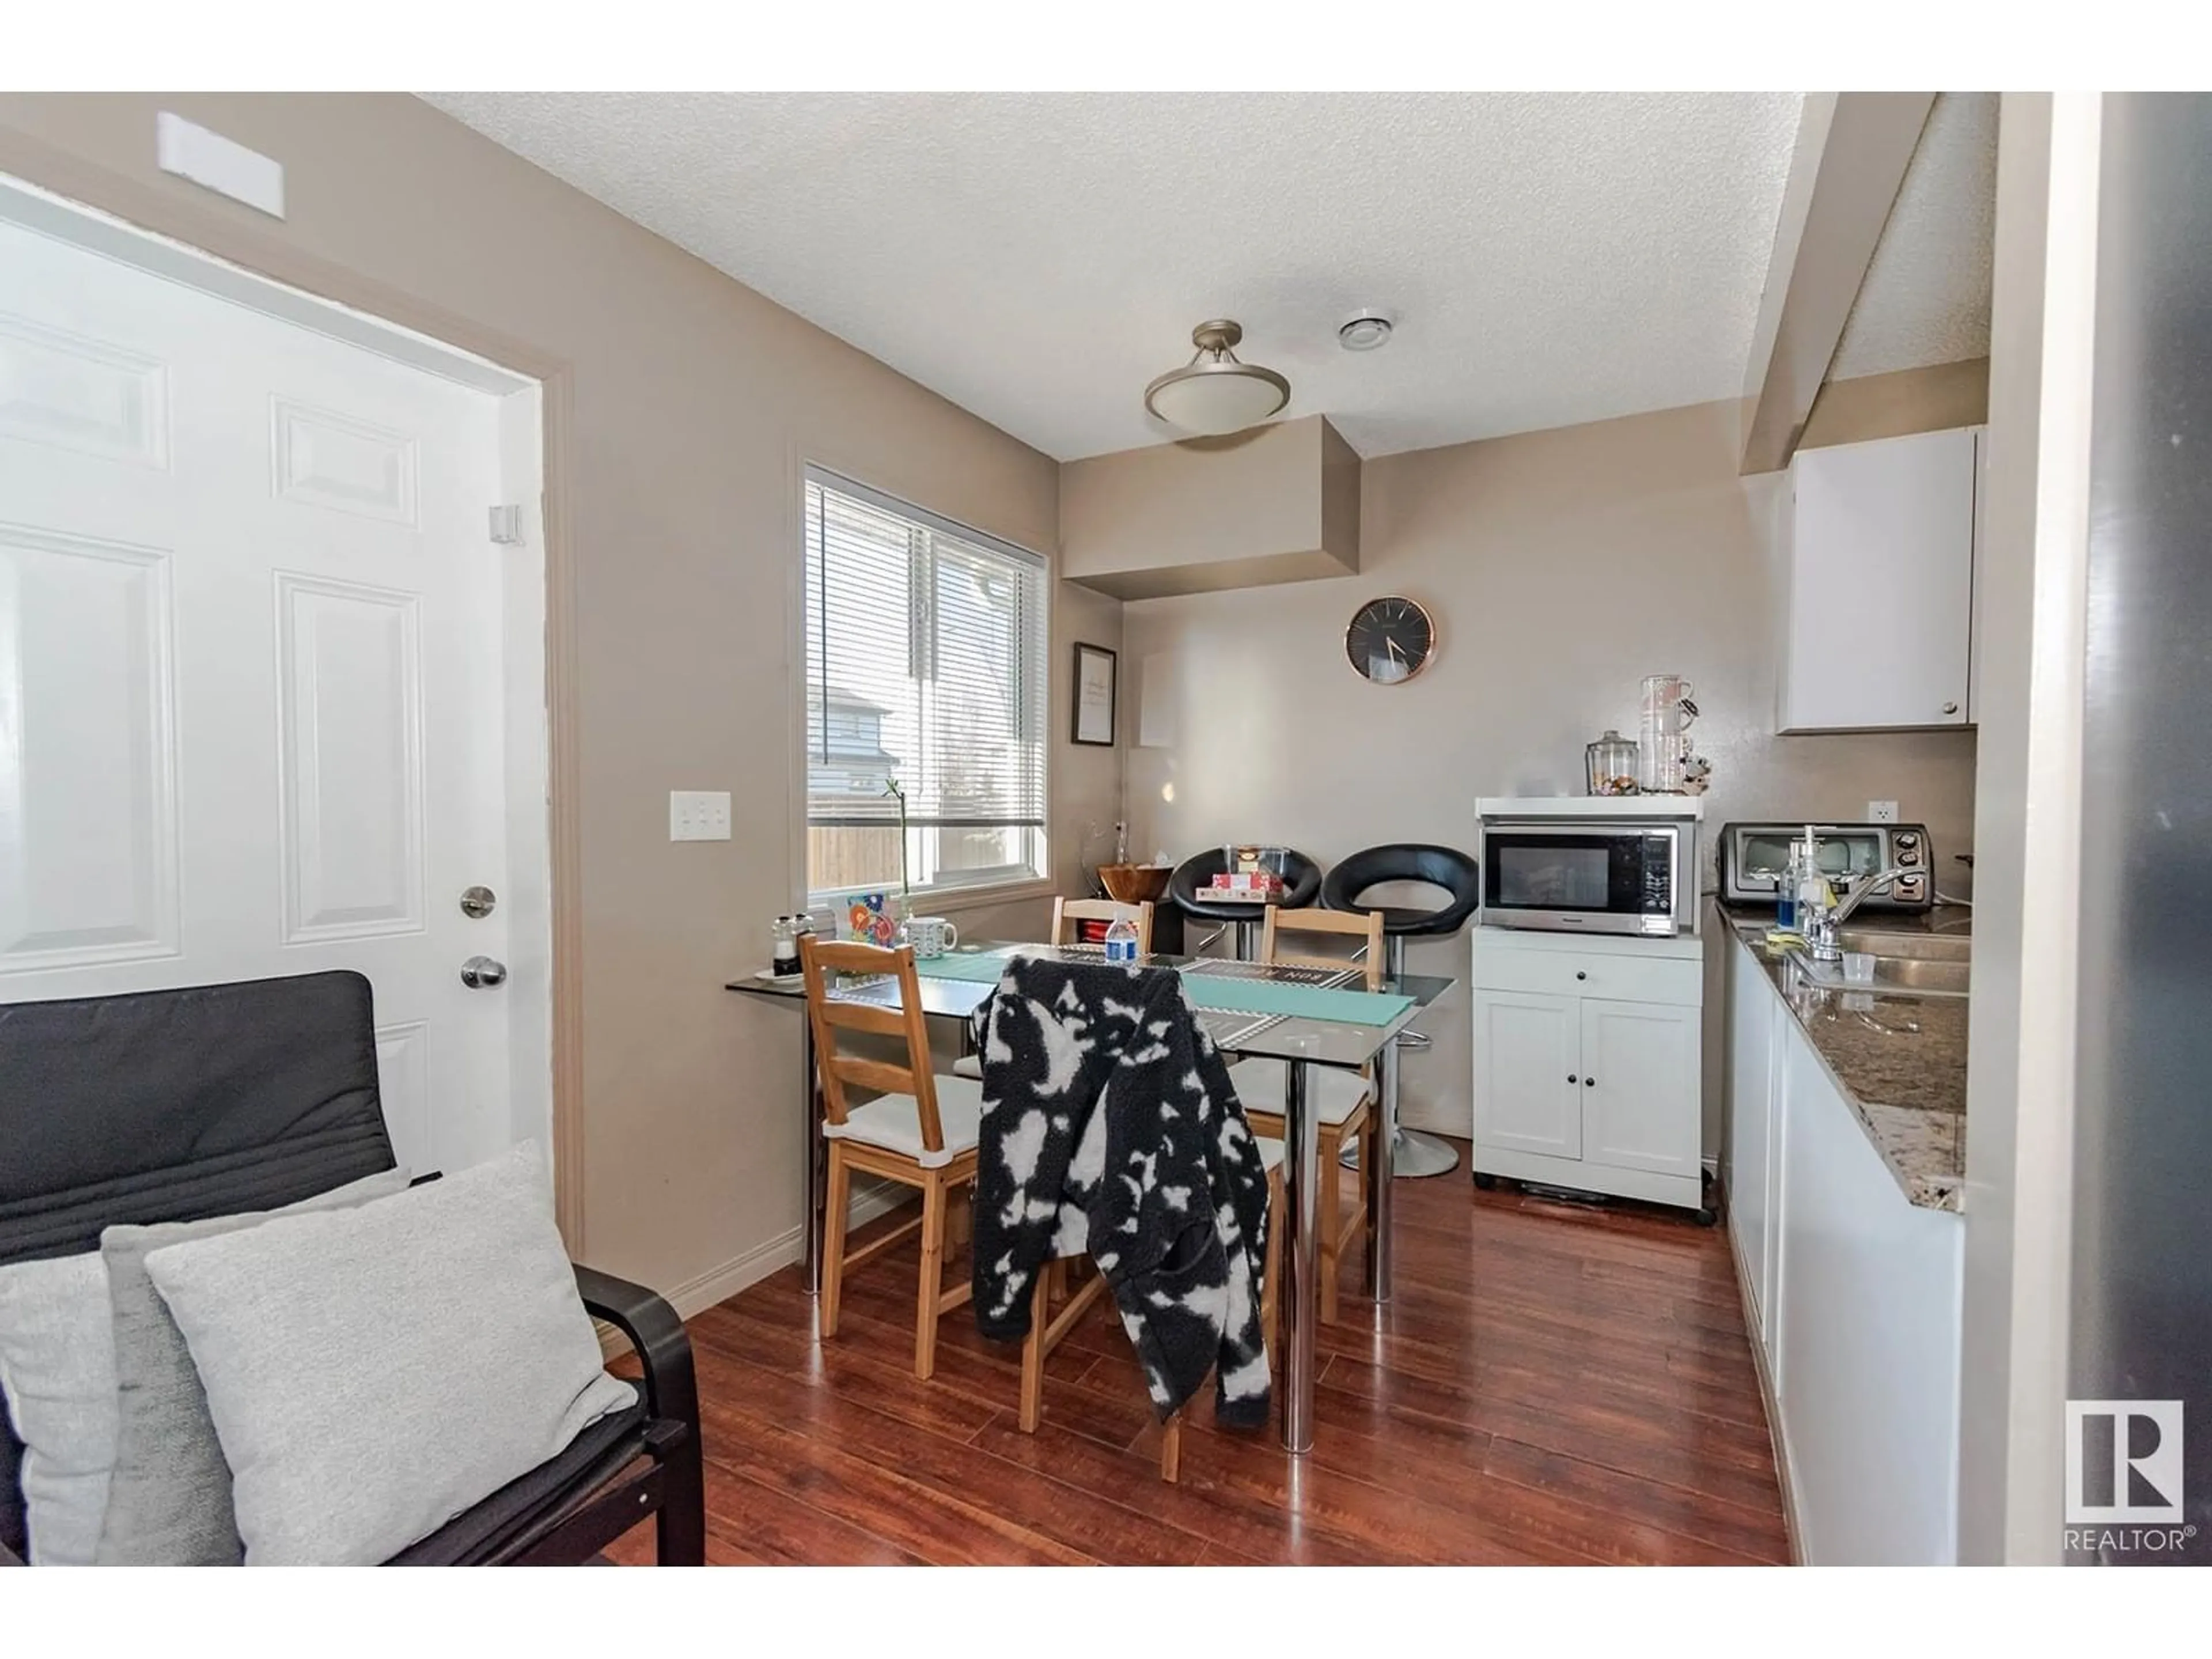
[1775,426,1982,733]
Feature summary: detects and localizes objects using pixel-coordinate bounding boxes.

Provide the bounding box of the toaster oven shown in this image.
[1718,821,1934,912]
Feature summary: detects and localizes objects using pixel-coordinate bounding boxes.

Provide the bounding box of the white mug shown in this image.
[906,915,959,957]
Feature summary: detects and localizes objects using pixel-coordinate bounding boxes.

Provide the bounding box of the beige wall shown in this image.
[1121,363,1984,1149]
[1802,357,1990,450]
[0,93,1118,1307]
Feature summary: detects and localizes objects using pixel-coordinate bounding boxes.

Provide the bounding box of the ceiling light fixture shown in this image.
[1338,310,1395,351]
[1143,319,1291,437]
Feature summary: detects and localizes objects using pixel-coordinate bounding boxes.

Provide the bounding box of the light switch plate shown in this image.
[669,790,733,842]
[1866,800,1900,824]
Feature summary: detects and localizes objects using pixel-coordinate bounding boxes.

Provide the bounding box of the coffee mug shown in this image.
[906,915,959,957]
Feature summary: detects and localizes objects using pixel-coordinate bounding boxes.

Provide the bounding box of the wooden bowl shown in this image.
[1099,863,1172,906]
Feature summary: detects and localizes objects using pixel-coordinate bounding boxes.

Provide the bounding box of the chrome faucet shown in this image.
[1804,866,1919,961]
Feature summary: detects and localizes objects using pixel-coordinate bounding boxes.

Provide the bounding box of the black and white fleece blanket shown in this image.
[968,956,1272,1427]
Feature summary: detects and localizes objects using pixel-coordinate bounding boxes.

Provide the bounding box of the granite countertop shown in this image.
[1721,902,1971,1213]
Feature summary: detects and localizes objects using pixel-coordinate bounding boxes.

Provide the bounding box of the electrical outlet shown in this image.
[1866,800,1900,824]
[669,790,733,842]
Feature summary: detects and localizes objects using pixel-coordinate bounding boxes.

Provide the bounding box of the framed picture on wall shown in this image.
[1072,642,1118,747]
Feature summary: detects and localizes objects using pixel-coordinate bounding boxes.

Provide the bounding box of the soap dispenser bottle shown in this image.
[1796,826,1831,938]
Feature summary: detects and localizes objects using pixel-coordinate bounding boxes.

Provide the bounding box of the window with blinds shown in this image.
[802,468,1050,903]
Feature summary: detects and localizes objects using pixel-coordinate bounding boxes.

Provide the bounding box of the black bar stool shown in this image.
[1321,842,1482,1178]
[1168,847,1323,960]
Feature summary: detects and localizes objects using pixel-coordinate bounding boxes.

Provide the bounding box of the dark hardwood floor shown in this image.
[609,1143,1791,1566]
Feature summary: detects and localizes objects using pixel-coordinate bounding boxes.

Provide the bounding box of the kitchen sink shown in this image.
[1796,935,1972,998]
[1860,957,1971,995]
[1831,929,1973,968]
[1836,928,1972,964]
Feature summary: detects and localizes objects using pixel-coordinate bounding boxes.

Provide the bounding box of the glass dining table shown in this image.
[727,941,1455,1455]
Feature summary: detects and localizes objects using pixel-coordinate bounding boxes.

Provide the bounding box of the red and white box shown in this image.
[1209,872,1285,899]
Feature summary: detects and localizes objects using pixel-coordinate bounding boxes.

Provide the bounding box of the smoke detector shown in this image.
[1338,310,1395,351]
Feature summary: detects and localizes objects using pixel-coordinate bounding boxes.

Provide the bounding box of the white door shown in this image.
[0,217,531,1177]
[1578,996,1700,1179]
[1783,426,1976,731]
[1472,988,1582,1161]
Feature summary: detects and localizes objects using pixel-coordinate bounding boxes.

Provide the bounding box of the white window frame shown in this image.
[793,463,1054,915]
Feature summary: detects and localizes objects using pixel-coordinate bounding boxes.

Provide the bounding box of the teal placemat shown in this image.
[1179,972,1413,1028]
[909,947,1018,983]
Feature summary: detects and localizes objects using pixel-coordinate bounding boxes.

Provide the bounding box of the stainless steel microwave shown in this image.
[1478,819,1696,937]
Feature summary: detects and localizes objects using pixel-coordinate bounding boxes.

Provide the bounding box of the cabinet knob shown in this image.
[1584,1077,1597,1088]
[1942,701,1959,715]
[1567,1074,1578,1084]
[1574,970,1588,981]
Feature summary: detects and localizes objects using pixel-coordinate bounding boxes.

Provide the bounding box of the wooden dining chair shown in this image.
[952,896,1156,1081]
[1015,1142,1284,1483]
[799,934,981,1380]
[1050,896,1154,953]
[1233,905,1385,1322]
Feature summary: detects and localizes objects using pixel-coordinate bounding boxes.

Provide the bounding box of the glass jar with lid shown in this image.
[1585,730,1640,796]
[770,914,810,977]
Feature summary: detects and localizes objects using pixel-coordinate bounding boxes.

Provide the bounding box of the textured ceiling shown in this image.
[421,92,1995,459]
[1830,92,1999,380]
[421,92,1806,459]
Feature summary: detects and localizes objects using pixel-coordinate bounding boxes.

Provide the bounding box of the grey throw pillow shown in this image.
[141,1143,635,1566]
[0,1251,115,1566]
[96,1168,412,1566]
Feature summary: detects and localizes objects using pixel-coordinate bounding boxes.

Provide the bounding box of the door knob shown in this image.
[460,956,507,989]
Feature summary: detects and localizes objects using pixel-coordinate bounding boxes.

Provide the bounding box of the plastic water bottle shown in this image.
[1103,916,1140,964]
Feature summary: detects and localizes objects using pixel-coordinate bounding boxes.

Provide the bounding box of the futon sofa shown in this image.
[0,971,703,1566]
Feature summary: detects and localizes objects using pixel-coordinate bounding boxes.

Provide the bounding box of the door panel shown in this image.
[0,218,519,1178]
[270,396,420,526]
[276,574,426,943]
[0,524,179,971]
[1474,987,1582,1160]
[0,310,170,469]
[1580,996,1700,1177]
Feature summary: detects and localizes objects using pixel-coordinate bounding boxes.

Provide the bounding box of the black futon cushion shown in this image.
[0,971,397,1562]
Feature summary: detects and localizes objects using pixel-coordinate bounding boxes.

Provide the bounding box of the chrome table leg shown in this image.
[1365,1022,1396,1305]
[803,1014,825,1297]
[1341,935,1460,1179]
[1278,1055,1319,1453]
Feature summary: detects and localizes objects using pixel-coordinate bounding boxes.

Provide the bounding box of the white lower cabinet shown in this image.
[1725,940,1781,1345]
[1580,998,1701,1179]
[1722,929,1963,1564]
[1471,931,1705,1213]
[1471,988,1582,1160]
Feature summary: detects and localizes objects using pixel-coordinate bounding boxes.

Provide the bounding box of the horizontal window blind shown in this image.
[803,468,1049,901]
